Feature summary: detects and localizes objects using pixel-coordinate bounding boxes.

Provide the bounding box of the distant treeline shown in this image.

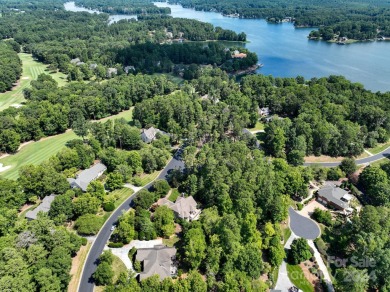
[75,0,171,15]
[170,0,390,40]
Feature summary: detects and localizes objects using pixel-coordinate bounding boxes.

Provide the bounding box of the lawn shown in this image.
[249,121,265,132]
[287,264,314,292]
[95,255,127,292]
[0,53,67,111]
[106,188,135,208]
[367,140,390,155]
[0,131,79,180]
[163,234,180,247]
[0,108,134,180]
[138,170,160,186]
[168,188,180,202]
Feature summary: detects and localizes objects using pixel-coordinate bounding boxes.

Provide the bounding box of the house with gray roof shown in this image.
[107,67,118,78]
[25,194,56,220]
[141,127,167,143]
[124,65,135,73]
[70,58,81,64]
[317,185,353,210]
[67,162,106,192]
[136,245,177,281]
[158,195,201,221]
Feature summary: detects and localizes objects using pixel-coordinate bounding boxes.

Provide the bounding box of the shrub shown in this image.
[74,214,103,235]
[93,262,113,286]
[81,237,88,246]
[315,238,328,256]
[132,176,143,186]
[288,238,312,264]
[103,201,115,212]
[128,247,137,261]
[312,208,332,226]
[108,242,124,248]
[133,260,141,272]
[153,180,170,197]
[297,203,303,210]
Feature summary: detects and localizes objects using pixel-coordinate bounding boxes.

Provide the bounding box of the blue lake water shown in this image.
[154,2,390,92]
[65,1,390,92]
[64,2,137,24]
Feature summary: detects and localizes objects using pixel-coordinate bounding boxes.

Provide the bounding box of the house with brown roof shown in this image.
[136,245,177,281]
[158,195,201,221]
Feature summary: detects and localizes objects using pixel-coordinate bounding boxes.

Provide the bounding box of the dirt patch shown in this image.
[18,204,34,215]
[304,155,344,163]
[68,242,91,292]
[174,223,182,234]
[300,261,324,291]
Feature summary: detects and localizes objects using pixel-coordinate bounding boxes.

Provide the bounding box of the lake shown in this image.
[65,1,390,92]
[64,2,137,24]
[154,2,390,92]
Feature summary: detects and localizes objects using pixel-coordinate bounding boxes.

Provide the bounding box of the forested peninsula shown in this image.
[169,0,390,42]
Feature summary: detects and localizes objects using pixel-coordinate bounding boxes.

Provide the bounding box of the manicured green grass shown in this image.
[139,171,160,186]
[112,255,128,282]
[153,73,183,85]
[283,226,292,245]
[367,140,390,155]
[369,157,390,167]
[97,108,134,123]
[168,188,180,202]
[0,53,67,111]
[0,131,79,180]
[249,121,265,132]
[0,108,134,180]
[106,188,135,208]
[287,264,314,292]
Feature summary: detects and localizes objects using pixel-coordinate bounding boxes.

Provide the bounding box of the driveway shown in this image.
[106,239,163,271]
[274,232,298,291]
[299,200,327,218]
[288,207,320,240]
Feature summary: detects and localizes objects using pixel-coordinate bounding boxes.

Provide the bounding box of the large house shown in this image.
[158,196,201,221]
[67,162,107,192]
[136,245,177,281]
[317,185,353,211]
[25,194,56,220]
[141,127,166,143]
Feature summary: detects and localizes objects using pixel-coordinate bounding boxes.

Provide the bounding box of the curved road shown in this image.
[288,207,320,240]
[303,147,390,167]
[78,150,184,292]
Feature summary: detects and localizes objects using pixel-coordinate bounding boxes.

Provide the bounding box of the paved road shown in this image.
[303,147,390,167]
[78,150,184,292]
[288,207,320,240]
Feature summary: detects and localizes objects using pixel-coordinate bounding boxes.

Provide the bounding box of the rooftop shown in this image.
[68,162,106,192]
[318,185,350,209]
[25,194,56,220]
[136,245,177,281]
